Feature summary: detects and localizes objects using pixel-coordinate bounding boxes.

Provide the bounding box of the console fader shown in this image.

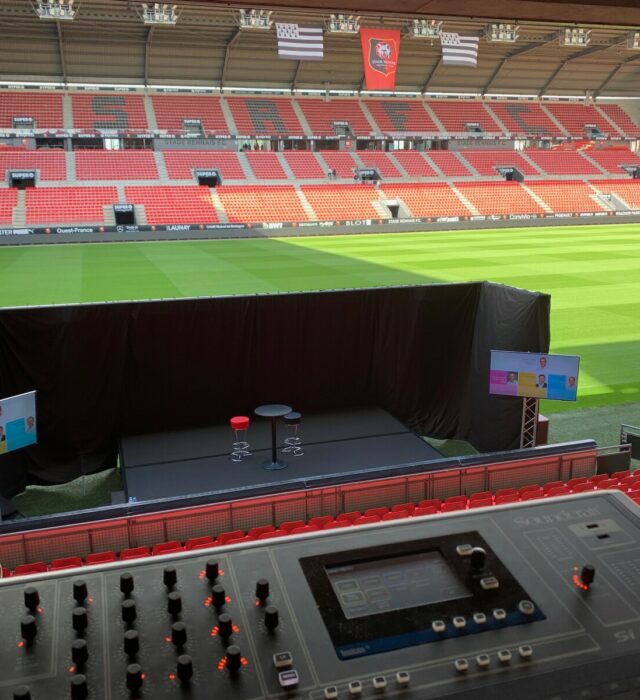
[2,492,640,699]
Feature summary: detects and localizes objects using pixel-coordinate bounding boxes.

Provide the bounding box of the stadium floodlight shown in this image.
[485,23,519,43]
[141,3,178,25]
[409,19,442,39]
[326,14,360,34]
[560,27,591,46]
[627,31,640,50]
[35,0,76,21]
[238,9,273,30]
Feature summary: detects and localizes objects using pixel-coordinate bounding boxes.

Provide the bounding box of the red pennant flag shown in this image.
[360,28,401,91]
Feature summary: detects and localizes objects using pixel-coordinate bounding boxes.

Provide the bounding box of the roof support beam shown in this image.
[56,21,67,84]
[220,28,241,88]
[422,56,441,94]
[144,25,154,86]
[594,53,640,96]
[292,61,303,91]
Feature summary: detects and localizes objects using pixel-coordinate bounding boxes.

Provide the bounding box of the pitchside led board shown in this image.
[0,391,37,455]
[490,351,580,402]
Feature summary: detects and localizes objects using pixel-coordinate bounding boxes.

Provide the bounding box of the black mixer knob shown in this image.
[226,645,242,673]
[120,572,134,596]
[172,621,187,648]
[70,674,88,700]
[177,655,194,683]
[218,613,233,639]
[23,586,40,611]
[21,615,37,643]
[126,664,144,692]
[72,639,89,668]
[264,605,279,631]
[470,547,486,571]
[124,629,140,658]
[122,599,137,624]
[13,686,31,700]
[255,578,270,601]
[581,564,596,587]
[206,560,219,581]
[168,591,182,616]
[163,566,178,588]
[72,607,88,633]
[73,580,88,604]
[212,584,226,609]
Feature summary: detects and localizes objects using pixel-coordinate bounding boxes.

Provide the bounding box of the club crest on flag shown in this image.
[368,37,398,77]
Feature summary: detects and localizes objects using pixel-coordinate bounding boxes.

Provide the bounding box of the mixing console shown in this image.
[2,492,640,699]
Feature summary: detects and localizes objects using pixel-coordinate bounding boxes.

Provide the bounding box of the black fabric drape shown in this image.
[0,283,549,490]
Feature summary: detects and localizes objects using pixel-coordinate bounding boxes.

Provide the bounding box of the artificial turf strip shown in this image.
[0,223,638,412]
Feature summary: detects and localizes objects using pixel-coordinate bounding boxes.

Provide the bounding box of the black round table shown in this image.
[254,404,292,470]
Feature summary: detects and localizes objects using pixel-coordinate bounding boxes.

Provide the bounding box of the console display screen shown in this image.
[326,551,472,620]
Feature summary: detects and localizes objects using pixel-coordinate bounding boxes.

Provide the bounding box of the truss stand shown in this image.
[520,396,539,448]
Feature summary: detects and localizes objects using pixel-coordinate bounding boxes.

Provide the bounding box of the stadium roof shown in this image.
[1,0,640,96]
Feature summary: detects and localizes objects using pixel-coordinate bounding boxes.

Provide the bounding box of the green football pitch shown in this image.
[0,223,639,413]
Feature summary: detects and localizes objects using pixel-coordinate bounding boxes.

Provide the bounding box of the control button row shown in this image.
[324,673,410,697]
[429,608,512,634]
[455,646,533,672]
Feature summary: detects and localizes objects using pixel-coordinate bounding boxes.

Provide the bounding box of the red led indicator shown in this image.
[165,636,172,643]
[37,607,43,614]
[233,624,240,633]
[69,666,75,673]
[141,673,146,680]
[198,571,205,580]
[572,573,589,591]
[225,595,232,604]
[87,597,94,604]
[168,673,176,681]
[217,658,227,671]
[17,641,24,648]
[210,627,219,638]
[203,596,212,608]
[241,657,248,666]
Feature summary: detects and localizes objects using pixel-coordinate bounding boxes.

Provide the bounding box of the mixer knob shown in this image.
[172,621,187,648]
[13,686,31,700]
[206,560,219,581]
[226,645,242,673]
[124,629,140,658]
[23,586,40,611]
[581,564,596,587]
[21,615,37,643]
[212,584,226,609]
[218,613,233,639]
[265,605,279,631]
[72,607,88,633]
[255,578,270,601]
[177,655,194,683]
[70,674,88,700]
[120,573,135,596]
[470,547,486,571]
[122,599,137,624]
[163,566,178,589]
[168,591,182,616]
[73,580,88,604]
[72,639,89,668]
[126,664,144,692]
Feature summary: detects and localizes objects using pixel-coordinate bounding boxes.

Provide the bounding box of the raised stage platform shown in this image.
[119,407,442,503]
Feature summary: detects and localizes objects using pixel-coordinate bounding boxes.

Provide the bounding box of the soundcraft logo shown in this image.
[513,505,601,526]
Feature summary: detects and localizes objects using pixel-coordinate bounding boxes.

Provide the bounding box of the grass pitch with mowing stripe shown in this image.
[0,223,639,413]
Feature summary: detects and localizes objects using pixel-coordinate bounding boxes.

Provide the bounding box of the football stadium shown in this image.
[0,0,639,698]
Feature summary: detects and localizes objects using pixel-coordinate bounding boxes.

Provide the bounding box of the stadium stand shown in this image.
[71,93,149,131]
[544,103,613,137]
[151,95,229,133]
[24,187,118,224]
[297,99,373,136]
[427,100,504,134]
[364,100,439,134]
[0,91,64,130]
[380,183,471,217]
[0,189,18,225]
[357,151,402,178]
[317,151,359,178]
[217,185,309,222]
[75,150,158,180]
[226,96,305,136]
[525,181,607,213]
[597,104,640,138]
[425,150,473,176]
[0,150,66,180]
[244,150,288,179]
[391,151,439,177]
[488,102,564,138]
[301,184,383,220]
[583,147,640,174]
[525,149,602,175]
[455,182,545,215]
[163,150,246,180]
[603,180,640,208]
[124,186,219,224]
[458,150,539,176]
[283,151,327,179]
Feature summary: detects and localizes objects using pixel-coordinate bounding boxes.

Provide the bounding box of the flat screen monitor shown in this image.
[490,351,579,402]
[0,391,37,455]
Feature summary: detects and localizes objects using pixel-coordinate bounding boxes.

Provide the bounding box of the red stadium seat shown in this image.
[248,525,276,538]
[186,536,215,551]
[14,562,48,576]
[152,541,184,556]
[412,506,438,516]
[391,503,416,514]
[364,507,389,518]
[217,530,245,544]
[494,493,519,505]
[308,516,334,529]
[280,520,306,533]
[290,525,321,535]
[352,515,381,526]
[335,511,361,523]
[468,498,493,509]
[120,546,151,561]
[86,551,117,565]
[382,511,410,521]
[50,556,83,571]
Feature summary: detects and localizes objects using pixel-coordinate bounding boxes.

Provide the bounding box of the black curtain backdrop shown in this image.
[0,283,549,493]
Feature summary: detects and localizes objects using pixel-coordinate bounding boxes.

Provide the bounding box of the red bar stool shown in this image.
[230,416,251,461]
